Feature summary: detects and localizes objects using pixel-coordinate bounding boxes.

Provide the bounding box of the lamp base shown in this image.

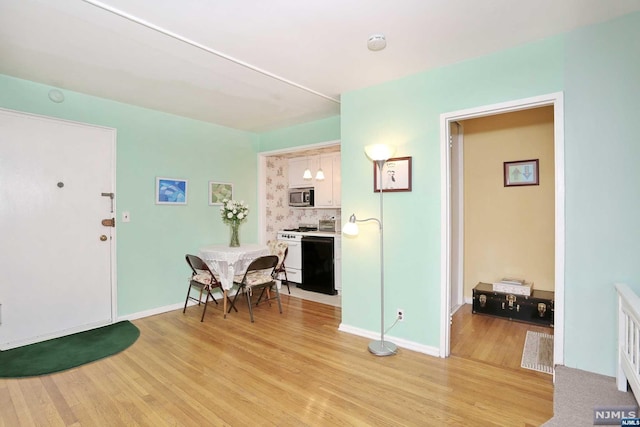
[368,340,398,356]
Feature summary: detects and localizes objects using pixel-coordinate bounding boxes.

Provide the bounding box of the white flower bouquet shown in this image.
[220,199,249,225]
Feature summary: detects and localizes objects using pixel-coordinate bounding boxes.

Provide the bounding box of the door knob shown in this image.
[100,235,108,241]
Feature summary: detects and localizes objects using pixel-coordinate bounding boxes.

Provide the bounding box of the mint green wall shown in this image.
[563,13,640,374]
[340,35,564,355]
[258,115,340,152]
[341,12,640,376]
[0,75,259,316]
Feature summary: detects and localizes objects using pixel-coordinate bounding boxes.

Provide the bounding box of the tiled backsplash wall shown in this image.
[265,156,340,242]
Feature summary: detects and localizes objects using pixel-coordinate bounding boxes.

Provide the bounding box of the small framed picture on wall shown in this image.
[209,181,233,205]
[155,177,188,205]
[504,159,539,187]
[374,156,412,192]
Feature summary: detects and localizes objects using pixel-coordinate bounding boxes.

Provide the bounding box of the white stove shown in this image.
[276,225,317,284]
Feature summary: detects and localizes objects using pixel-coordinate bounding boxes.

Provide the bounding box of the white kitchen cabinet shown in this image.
[288,154,341,207]
[288,157,316,188]
[314,153,341,208]
[314,154,333,207]
[332,154,341,207]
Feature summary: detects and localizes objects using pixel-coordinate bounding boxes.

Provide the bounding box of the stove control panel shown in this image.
[277,232,303,241]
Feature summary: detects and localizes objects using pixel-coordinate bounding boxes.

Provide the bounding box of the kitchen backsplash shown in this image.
[265,156,340,242]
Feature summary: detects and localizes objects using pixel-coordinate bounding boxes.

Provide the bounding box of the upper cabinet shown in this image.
[332,154,341,207]
[288,153,341,208]
[314,153,339,207]
[288,157,317,188]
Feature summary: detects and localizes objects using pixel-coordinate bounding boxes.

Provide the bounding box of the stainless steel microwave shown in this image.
[288,188,314,207]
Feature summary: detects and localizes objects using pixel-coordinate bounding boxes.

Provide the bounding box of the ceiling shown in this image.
[2,1,640,132]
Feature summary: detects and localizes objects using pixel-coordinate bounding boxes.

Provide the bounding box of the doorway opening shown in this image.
[439,93,565,367]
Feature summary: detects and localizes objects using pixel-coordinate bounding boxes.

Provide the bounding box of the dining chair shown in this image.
[229,255,281,323]
[185,254,237,321]
[268,240,290,294]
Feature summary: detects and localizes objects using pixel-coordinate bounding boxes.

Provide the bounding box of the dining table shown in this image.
[199,243,270,317]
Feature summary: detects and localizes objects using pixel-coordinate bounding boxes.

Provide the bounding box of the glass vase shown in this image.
[229,223,240,247]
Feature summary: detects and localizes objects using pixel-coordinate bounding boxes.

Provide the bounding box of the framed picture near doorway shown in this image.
[374,156,412,192]
[504,159,539,187]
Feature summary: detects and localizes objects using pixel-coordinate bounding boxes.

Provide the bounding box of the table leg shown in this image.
[224,290,227,319]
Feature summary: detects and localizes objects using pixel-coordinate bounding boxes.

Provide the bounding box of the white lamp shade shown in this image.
[342,221,359,236]
[303,168,312,180]
[315,168,325,180]
[364,144,396,161]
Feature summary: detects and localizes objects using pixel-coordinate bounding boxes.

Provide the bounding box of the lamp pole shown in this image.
[368,158,397,356]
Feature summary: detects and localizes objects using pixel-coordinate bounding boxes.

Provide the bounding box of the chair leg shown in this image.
[274,285,283,314]
[256,288,267,305]
[246,288,255,323]
[183,283,194,314]
[200,289,211,322]
[229,286,242,314]
[209,290,219,305]
[283,269,290,294]
[226,293,238,312]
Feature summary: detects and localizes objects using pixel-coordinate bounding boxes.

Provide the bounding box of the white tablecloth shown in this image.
[199,243,270,290]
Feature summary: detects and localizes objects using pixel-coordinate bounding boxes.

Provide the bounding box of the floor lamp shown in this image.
[343,143,398,357]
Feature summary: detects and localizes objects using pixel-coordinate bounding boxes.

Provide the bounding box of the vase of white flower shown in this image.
[229,222,240,247]
[220,199,249,247]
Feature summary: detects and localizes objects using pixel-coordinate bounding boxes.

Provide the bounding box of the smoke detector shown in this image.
[48,89,65,103]
[367,34,386,51]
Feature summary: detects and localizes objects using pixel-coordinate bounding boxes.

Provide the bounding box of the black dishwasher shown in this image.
[301,236,336,295]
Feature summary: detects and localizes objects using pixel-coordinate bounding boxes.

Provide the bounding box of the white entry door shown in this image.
[0,108,115,350]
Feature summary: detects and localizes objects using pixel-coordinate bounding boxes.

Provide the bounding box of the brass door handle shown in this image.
[102,218,115,227]
[100,235,108,241]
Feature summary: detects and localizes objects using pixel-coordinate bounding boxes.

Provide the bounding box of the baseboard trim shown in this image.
[118,302,186,322]
[338,323,441,357]
[118,289,239,322]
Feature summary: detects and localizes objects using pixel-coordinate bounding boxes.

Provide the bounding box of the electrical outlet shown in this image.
[397,309,404,322]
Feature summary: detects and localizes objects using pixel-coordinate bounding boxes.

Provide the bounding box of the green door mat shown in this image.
[0,320,140,378]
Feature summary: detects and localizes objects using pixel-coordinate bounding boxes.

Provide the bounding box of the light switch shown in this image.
[122,211,130,222]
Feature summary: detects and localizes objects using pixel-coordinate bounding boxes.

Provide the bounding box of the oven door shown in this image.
[277,238,302,284]
[285,240,302,270]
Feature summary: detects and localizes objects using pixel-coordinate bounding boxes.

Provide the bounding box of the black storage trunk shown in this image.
[472,282,554,327]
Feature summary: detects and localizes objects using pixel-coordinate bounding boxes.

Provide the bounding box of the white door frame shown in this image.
[439,92,565,366]
[449,121,465,314]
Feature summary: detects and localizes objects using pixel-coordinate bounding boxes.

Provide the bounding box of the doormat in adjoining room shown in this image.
[521,330,554,374]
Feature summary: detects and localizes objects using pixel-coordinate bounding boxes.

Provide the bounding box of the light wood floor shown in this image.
[451,303,554,370]
[0,296,553,426]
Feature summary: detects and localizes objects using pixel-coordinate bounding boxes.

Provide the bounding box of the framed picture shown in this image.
[209,181,233,205]
[504,159,539,187]
[374,156,412,192]
[155,177,188,205]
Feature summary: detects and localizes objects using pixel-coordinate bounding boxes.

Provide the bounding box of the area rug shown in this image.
[521,330,554,374]
[0,321,140,378]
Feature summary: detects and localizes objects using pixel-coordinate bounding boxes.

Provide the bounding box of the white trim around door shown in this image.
[439,92,565,366]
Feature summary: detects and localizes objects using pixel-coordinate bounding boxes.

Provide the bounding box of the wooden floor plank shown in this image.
[0,296,553,426]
